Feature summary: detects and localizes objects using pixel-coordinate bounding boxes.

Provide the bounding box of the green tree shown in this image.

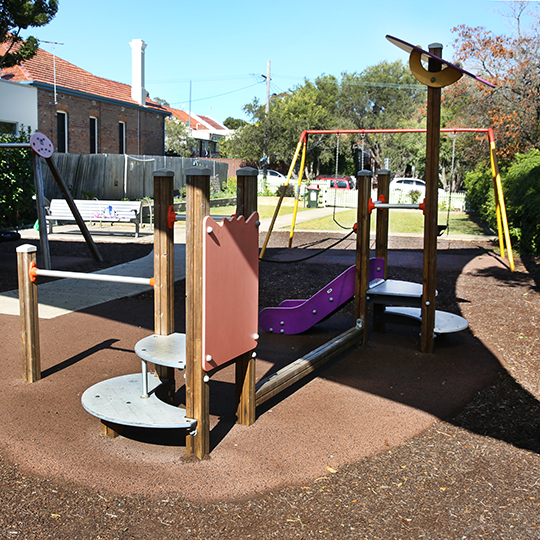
[0,0,59,69]
[449,2,540,163]
[339,61,426,175]
[164,118,194,157]
[0,126,35,229]
[223,117,247,130]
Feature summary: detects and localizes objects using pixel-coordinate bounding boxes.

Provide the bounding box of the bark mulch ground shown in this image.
[0,232,539,539]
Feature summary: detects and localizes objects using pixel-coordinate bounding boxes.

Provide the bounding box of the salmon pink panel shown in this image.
[202,212,259,371]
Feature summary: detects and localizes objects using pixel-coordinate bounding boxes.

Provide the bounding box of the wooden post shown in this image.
[421,43,443,354]
[185,167,211,459]
[354,170,372,345]
[153,170,176,401]
[235,167,258,426]
[44,155,103,262]
[374,169,390,332]
[375,169,390,277]
[17,245,41,382]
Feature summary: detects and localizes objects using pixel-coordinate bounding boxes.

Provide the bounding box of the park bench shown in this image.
[45,198,150,238]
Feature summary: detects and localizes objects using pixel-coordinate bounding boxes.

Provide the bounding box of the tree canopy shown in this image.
[164,117,194,158]
[0,0,59,68]
[224,65,427,178]
[448,2,540,162]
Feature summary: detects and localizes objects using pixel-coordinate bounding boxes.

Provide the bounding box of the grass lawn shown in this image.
[211,205,309,220]
[293,209,489,236]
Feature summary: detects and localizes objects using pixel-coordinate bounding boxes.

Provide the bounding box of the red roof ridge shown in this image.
[1,40,166,111]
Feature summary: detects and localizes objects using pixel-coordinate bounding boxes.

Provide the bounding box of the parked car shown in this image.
[389,177,426,196]
[315,175,353,189]
[257,169,287,183]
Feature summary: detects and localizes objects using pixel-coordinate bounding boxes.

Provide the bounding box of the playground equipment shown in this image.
[18,167,261,459]
[16,35,494,459]
[260,168,468,338]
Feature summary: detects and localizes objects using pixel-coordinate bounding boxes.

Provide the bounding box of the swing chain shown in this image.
[335,133,340,178]
[445,133,457,234]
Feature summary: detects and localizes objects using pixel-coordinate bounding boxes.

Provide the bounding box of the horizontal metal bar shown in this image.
[33,268,153,286]
[374,202,421,210]
[0,143,32,148]
[174,214,231,222]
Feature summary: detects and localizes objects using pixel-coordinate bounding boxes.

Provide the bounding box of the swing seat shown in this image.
[437,225,447,237]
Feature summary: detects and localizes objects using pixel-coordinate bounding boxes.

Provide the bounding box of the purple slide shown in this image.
[259,258,384,335]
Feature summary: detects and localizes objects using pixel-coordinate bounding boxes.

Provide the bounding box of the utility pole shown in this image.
[261,61,271,181]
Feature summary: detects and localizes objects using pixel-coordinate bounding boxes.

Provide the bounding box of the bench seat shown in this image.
[46,199,147,237]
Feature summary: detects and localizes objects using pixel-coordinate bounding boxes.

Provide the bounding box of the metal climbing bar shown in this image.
[29,263,154,287]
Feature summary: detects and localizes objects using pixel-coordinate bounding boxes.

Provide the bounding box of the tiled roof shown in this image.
[164,107,203,129]
[164,107,229,131]
[0,42,166,112]
[198,115,225,131]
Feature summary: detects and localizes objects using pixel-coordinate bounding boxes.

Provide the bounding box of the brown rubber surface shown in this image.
[0,247,504,502]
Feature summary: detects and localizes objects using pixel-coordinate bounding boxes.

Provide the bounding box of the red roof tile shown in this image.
[198,115,225,130]
[164,107,205,129]
[0,42,166,112]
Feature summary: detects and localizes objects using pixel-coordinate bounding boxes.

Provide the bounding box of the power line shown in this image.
[169,81,264,106]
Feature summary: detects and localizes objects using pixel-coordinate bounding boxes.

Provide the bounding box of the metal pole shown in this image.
[31,152,52,270]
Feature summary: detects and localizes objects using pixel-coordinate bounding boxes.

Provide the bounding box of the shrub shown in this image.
[501,149,540,255]
[276,184,295,197]
[409,189,422,204]
[0,127,35,229]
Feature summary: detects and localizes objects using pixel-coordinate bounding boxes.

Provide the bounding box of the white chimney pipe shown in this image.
[129,39,147,106]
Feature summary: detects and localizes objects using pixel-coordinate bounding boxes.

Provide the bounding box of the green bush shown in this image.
[501,149,540,255]
[276,184,295,197]
[465,150,540,255]
[0,127,35,230]
[409,189,422,204]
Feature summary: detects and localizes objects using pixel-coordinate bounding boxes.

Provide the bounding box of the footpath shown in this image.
[0,205,496,317]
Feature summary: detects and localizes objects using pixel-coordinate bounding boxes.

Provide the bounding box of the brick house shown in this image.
[0,39,168,155]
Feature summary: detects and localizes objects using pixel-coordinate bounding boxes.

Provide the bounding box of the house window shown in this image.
[89,117,98,154]
[0,121,17,135]
[119,121,126,154]
[57,112,67,153]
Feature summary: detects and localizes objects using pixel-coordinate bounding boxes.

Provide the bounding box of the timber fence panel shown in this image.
[41,153,227,202]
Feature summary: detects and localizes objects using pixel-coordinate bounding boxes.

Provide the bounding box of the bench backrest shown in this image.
[48,199,142,221]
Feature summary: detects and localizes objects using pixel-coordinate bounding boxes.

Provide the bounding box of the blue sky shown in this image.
[29,0,537,124]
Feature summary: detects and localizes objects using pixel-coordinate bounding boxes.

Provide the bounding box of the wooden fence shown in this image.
[41,154,229,201]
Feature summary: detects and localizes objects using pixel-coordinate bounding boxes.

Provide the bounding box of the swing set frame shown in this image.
[260,127,514,273]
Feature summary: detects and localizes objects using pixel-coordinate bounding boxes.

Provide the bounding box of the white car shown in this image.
[389,177,426,196]
[257,169,287,183]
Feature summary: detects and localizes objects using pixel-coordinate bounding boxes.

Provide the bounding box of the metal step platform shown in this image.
[81,373,196,432]
[134,332,186,369]
[384,306,469,334]
[367,279,425,307]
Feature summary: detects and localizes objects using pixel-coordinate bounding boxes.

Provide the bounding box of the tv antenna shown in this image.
[41,40,64,104]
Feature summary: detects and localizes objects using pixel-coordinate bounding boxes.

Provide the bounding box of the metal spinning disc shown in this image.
[30,133,54,158]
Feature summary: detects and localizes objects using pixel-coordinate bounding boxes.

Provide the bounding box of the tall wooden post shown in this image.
[355,170,372,345]
[17,245,41,382]
[421,43,443,354]
[374,169,390,332]
[185,167,211,459]
[235,167,258,426]
[153,170,176,401]
[375,169,390,276]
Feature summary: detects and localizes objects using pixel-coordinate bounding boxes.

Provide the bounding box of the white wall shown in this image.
[0,79,38,134]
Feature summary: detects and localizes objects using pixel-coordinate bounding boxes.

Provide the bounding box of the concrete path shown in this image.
[0,205,495,319]
[0,224,186,319]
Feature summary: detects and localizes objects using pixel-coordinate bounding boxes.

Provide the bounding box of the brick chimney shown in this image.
[129,39,147,106]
